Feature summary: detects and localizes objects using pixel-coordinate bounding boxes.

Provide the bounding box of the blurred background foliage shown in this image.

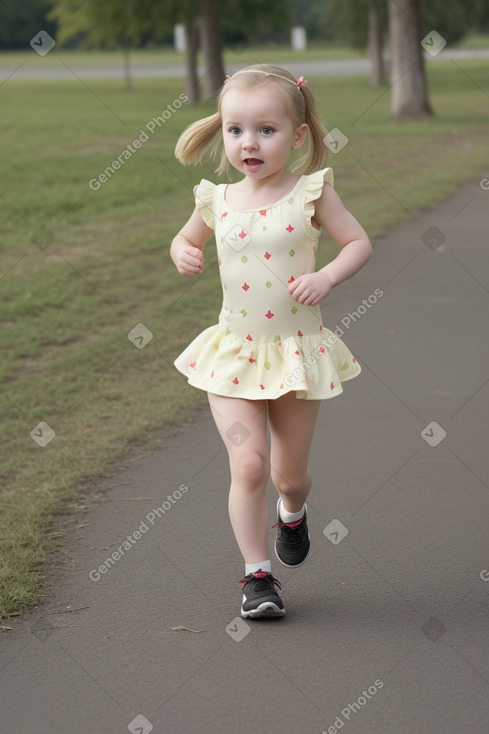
[1,0,488,51]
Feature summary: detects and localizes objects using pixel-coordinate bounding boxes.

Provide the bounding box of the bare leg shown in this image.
[207,393,270,563]
[268,392,321,514]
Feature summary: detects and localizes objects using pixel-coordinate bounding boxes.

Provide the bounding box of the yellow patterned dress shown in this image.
[174,167,361,400]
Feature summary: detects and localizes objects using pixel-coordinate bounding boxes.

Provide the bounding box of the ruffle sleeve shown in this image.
[303,167,334,238]
[193,179,216,230]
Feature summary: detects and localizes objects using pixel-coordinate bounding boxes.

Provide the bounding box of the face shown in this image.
[220,83,307,182]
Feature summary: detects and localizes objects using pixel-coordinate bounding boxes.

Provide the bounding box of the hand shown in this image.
[288,270,334,306]
[172,243,204,278]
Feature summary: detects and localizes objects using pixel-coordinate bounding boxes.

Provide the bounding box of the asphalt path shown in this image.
[2,49,489,82]
[1,177,489,733]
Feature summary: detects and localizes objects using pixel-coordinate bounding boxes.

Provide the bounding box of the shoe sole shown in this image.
[274,498,311,568]
[241,602,285,619]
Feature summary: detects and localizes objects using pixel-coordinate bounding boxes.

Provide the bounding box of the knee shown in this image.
[272,469,311,499]
[231,450,269,490]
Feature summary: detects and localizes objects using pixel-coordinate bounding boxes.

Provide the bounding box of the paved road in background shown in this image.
[1,176,489,733]
[2,49,489,81]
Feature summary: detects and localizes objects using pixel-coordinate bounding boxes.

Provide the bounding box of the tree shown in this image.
[421,0,480,46]
[326,0,479,92]
[184,17,201,103]
[48,0,288,100]
[196,1,225,99]
[367,1,386,87]
[177,0,289,100]
[48,0,292,100]
[388,0,432,120]
[325,0,388,88]
[48,0,166,90]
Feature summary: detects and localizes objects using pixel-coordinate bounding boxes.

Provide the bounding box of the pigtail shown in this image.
[174,112,222,166]
[291,85,329,175]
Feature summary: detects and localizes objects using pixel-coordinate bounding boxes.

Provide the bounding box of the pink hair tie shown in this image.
[296,76,306,88]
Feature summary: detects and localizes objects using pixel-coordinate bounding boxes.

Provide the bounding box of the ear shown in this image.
[292,123,308,149]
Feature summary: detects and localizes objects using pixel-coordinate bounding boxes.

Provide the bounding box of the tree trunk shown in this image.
[368,2,384,87]
[197,0,225,99]
[123,44,131,92]
[389,0,433,120]
[185,18,200,103]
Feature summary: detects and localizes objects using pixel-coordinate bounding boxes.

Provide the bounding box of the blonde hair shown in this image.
[174,64,328,176]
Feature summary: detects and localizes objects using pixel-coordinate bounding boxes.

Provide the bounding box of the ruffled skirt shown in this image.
[174,324,361,400]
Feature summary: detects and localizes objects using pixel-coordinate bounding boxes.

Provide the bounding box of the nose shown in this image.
[242,132,258,151]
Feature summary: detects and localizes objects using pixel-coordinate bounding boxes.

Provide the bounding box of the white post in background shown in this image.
[291,26,307,51]
[174,24,186,52]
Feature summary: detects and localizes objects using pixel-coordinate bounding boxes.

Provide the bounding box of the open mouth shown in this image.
[244,158,263,167]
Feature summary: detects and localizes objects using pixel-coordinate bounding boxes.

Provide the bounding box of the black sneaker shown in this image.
[239,570,285,618]
[273,499,311,568]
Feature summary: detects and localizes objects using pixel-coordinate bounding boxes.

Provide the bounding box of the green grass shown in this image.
[1,57,489,618]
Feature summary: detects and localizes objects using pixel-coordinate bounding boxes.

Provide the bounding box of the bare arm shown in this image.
[170,206,214,278]
[288,183,372,306]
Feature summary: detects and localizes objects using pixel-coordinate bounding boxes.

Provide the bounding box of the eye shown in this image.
[228,126,241,136]
[260,126,274,136]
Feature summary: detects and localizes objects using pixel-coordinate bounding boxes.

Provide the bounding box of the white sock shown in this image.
[245,560,272,575]
[278,498,305,524]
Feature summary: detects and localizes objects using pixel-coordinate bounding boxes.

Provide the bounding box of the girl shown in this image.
[170,64,371,619]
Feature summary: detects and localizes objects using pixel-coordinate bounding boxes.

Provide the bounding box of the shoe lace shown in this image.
[239,570,282,591]
[272,518,306,552]
[272,517,304,530]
